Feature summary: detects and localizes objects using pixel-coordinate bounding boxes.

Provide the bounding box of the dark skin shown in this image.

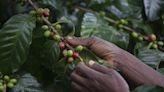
[65,36,164,92]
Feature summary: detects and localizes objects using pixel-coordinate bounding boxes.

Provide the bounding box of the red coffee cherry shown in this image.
[73,52,80,58]
[59,42,65,49]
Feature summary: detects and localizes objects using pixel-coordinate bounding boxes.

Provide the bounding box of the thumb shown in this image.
[64,36,98,48]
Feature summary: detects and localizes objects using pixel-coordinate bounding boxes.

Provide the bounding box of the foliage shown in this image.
[0,0,164,92]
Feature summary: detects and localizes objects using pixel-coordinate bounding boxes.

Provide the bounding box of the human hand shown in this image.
[71,60,129,92]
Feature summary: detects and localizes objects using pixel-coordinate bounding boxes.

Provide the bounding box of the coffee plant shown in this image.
[0,0,164,92]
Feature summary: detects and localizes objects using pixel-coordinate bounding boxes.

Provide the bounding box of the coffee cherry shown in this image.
[157,41,164,46]
[53,35,61,41]
[99,11,106,17]
[118,24,123,28]
[44,30,51,37]
[63,49,68,57]
[66,50,73,57]
[73,52,80,59]
[41,25,49,30]
[37,8,44,14]
[76,45,83,52]
[10,79,17,84]
[138,36,144,41]
[43,12,49,17]
[148,34,156,41]
[152,44,158,49]
[59,42,65,49]
[0,85,4,92]
[131,32,138,38]
[54,24,61,30]
[29,10,36,15]
[44,8,50,12]
[4,75,10,81]
[67,57,74,63]
[7,82,14,88]
[120,19,128,25]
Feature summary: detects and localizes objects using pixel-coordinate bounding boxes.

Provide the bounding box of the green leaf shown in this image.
[81,12,129,49]
[137,48,164,68]
[132,85,164,92]
[158,68,164,75]
[143,0,164,21]
[11,73,43,92]
[41,0,62,10]
[0,14,36,73]
[43,40,60,70]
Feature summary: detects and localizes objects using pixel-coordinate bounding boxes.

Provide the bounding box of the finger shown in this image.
[87,60,115,75]
[71,82,89,92]
[75,62,101,79]
[71,71,87,87]
[64,36,98,47]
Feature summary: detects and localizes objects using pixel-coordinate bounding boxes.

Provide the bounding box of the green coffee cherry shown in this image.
[4,75,10,81]
[0,85,4,92]
[66,50,73,57]
[152,44,158,49]
[138,36,143,41]
[118,24,123,28]
[54,24,61,30]
[76,45,83,52]
[157,41,164,46]
[10,79,17,84]
[29,10,36,15]
[7,82,14,88]
[131,32,138,38]
[99,11,106,17]
[120,19,128,25]
[53,35,61,41]
[41,25,49,30]
[44,30,51,37]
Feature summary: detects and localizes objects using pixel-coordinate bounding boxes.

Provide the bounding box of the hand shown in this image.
[71,61,129,92]
[66,36,164,87]
[65,36,121,66]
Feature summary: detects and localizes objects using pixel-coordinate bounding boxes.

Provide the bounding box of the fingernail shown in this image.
[67,36,73,40]
[88,60,95,66]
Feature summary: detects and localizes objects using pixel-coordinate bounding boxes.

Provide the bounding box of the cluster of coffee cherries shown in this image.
[61,45,83,63]
[131,31,144,41]
[41,24,84,63]
[0,75,17,92]
[29,8,50,22]
[147,34,164,49]
[116,19,128,29]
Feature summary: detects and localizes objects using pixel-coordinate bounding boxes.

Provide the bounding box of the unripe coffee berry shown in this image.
[10,78,17,84]
[73,52,80,58]
[59,42,65,49]
[54,24,61,30]
[138,36,143,41]
[44,30,51,37]
[131,32,138,38]
[118,24,123,28]
[157,41,164,46]
[75,45,83,52]
[4,75,10,81]
[7,82,14,88]
[53,35,61,41]
[152,44,158,49]
[67,57,74,63]
[66,50,73,57]
[41,25,49,30]
[148,34,156,41]
[0,85,4,91]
